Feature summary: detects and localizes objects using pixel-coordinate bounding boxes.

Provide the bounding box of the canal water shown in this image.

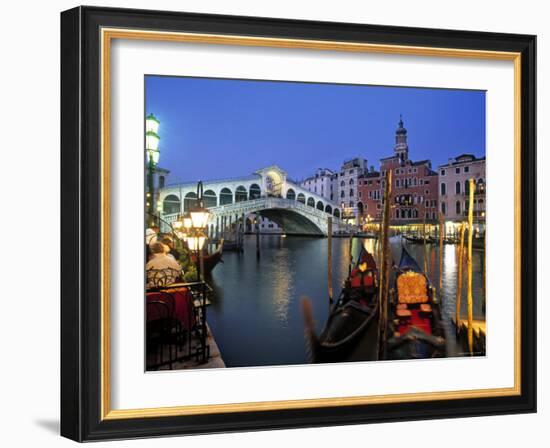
[207,234,486,368]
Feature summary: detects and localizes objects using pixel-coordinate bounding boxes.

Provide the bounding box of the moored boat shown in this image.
[221,239,243,252]
[384,246,446,360]
[191,241,224,273]
[302,247,380,363]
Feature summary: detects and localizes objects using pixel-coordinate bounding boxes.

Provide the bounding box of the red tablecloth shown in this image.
[146,288,195,331]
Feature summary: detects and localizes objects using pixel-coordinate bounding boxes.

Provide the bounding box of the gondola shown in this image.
[221,239,243,252]
[384,246,446,360]
[191,241,224,273]
[302,247,380,363]
[402,234,424,244]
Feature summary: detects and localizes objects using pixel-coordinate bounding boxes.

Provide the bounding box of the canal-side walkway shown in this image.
[156,324,226,370]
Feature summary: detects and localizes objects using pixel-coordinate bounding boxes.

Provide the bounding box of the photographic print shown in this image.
[61,8,536,439]
[144,76,487,371]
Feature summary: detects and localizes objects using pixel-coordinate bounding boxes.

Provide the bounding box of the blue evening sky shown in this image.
[145,76,485,184]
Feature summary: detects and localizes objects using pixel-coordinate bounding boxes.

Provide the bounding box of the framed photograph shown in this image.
[60,6,536,441]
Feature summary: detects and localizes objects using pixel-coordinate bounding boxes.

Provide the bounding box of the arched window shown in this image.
[184,192,197,211]
[203,189,217,208]
[349,201,354,208]
[349,178,354,185]
[441,202,446,215]
[307,197,315,207]
[340,191,345,198]
[455,181,461,195]
[286,188,296,200]
[249,184,261,199]
[235,186,247,202]
[357,202,364,216]
[316,201,324,211]
[325,205,332,214]
[297,193,306,204]
[465,180,470,195]
[162,194,180,215]
[440,182,446,196]
[333,208,340,218]
[455,200,461,215]
[349,189,354,197]
[340,180,345,187]
[396,209,400,219]
[219,187,233,205]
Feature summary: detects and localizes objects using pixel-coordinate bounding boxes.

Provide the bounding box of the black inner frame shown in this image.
[60,6,536,442]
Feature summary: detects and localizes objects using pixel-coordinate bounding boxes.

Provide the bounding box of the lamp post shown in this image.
[179,181,211,362]
[146,113,160,228]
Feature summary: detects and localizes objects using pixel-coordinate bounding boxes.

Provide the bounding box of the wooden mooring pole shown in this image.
[377,171,392,360]
[328,217,333,303]
[423,216,428,274]
[256,215,260,259]
[348,230,353,277]
[439,212,445,292]
[467,178,475,354]
[456,222,466,332]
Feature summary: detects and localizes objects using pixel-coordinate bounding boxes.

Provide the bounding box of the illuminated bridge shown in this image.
[159,166,346,236]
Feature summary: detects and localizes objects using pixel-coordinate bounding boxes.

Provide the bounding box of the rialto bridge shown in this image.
[159,166,346,236]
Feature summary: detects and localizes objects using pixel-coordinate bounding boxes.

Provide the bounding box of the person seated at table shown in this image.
[145,228,159,260]
[161,236,181,261]
[146,242,183,288]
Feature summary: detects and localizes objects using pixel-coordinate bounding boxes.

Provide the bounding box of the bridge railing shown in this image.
[207,196,342,222]
[161,196,344,229]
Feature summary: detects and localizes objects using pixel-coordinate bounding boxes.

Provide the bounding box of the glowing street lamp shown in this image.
[175,180,211,364]
[146,112,160,134]
[145,113,161,227]
[190,181,210,229]
[186,235,207,251]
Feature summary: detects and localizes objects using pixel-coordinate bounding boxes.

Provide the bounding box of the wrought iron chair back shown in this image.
[146,267,182,289]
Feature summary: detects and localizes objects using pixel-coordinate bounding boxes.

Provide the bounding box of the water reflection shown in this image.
[207,234,485,367]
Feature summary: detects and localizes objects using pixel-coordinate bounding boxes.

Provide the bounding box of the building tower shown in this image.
[394,115,409,163]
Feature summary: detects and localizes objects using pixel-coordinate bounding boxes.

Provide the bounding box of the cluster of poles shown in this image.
[326,175,482,357]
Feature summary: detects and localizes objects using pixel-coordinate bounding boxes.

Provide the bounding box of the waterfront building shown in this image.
[300,160,367,225]
[336,157,368,224]
[244,214,283,234]
[437,154,486,223]
[300,168,336,202]
[358,118,439,224]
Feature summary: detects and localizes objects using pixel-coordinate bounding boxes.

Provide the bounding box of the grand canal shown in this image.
[206,234,486,368]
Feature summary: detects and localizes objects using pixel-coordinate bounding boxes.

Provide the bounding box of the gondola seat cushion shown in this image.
[420,303,432,313]
[396,303,408,310]
[350,270,375,288]
[396,309,412,318]
[397,271,428,304]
